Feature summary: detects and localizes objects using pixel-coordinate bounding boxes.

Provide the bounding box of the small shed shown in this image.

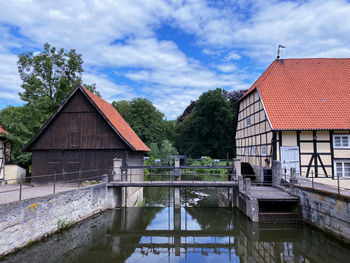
[23,86,150,184]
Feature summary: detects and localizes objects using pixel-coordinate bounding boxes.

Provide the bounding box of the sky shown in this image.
[1,0,350,119]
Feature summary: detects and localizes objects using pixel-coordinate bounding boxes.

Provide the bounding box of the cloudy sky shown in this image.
[1,0,350,119]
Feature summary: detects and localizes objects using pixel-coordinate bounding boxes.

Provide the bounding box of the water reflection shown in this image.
[2,207,350,263]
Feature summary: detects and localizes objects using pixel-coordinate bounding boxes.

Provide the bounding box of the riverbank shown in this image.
[0,182,120,256]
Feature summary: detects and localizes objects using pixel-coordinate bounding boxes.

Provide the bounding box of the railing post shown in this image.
[19,176,22,201]
[53,172,56,194]
[311,170,314,189]
[78,169,82,188]
[337,174,340,195]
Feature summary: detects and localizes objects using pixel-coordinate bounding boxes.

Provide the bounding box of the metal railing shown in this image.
[280,169,350,196]
[0,168,112,203]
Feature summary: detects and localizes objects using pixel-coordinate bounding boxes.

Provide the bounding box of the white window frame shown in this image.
[333,134,350,148]
[252,146,256,156]
[246,116,251,127]
[261,145,267,156]
[334,160,350,178]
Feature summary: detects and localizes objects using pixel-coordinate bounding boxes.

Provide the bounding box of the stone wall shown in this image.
[0,183,120,256]
[294,185,350,241]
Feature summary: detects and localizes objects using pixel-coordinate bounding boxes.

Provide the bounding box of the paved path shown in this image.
[283,175,350,198]
[0,184,77,205]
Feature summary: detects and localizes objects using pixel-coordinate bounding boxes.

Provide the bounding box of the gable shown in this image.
[23,87,150,152]
[30,89,128,150]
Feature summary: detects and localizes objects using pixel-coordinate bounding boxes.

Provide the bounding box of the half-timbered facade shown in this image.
[235,58,350,187]
[23,86,150,184]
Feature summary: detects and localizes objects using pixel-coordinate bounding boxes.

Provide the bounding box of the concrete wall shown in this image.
[113,154,144,207]
[0,183,120,256]
[3,164,26,184]
[294,185,350,241]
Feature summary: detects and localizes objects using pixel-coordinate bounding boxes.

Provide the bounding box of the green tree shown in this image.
[18,43,84,115]
[175,88,235,158]
[112,98,168,147]
[0,106,34,167]
[0,43,98,167]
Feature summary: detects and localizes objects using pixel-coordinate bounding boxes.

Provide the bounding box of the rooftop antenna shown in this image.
[277,45,286,59]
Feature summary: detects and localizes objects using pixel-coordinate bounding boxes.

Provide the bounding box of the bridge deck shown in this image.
[251,186,298,201]
[108,180,238,187]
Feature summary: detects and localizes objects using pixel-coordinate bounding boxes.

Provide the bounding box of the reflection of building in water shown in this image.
[3,208,350,263]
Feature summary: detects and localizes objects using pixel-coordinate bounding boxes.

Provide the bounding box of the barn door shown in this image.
[280,146,300,175]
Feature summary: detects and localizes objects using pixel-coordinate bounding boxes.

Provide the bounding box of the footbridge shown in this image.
[108,157,301,223]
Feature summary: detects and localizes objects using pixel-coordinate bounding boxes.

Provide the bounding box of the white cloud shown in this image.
[83,72,135,102]
[216,63,237,73]
[1,0,350,118]
[224,51,241,61]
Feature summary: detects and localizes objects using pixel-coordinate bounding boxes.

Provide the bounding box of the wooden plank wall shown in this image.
[31,91,127,150]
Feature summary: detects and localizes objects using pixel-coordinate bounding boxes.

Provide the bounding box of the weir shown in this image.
[109,158,301,223]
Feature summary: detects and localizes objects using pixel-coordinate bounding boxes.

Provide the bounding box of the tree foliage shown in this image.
[175,88,246,158]
[112,98,168,147]
[0,43,97,167]
[18,43,84,116]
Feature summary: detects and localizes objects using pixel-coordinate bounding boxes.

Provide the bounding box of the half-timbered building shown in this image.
[23,86,150,184]
[235,58,350,187]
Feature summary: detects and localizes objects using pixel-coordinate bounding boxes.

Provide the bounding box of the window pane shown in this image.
[334,136,341,147]
[344,163,350,177]
[246,116,251,126]
[342,136,349,147]
[261,146,266,156]
[336,162,343,177]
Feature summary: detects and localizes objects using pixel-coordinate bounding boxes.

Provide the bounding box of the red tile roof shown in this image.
[0,125,8,136]
[83,88,150,151]
[244,58,350,130]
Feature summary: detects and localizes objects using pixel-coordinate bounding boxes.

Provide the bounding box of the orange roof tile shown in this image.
[83,88,150,151]
[0,125,8,136]
[244,58,350,130]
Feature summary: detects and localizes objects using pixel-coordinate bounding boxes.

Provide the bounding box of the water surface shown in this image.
[2,206,350,263]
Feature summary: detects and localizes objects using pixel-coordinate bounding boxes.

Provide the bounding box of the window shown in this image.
[335,160,350,178]
[237,148,241,156]
[252,146,256,156]
[245,147,249,157]
[333,135,350,148]
[246,116,251,127]
[261,145,267,156]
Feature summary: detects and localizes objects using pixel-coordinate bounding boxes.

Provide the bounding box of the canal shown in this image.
[1,187,350,263]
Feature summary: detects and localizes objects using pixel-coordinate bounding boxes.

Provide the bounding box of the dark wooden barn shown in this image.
[23,86,150,184]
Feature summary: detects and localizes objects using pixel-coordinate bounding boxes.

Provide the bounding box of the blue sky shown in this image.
[1,0,350,119]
